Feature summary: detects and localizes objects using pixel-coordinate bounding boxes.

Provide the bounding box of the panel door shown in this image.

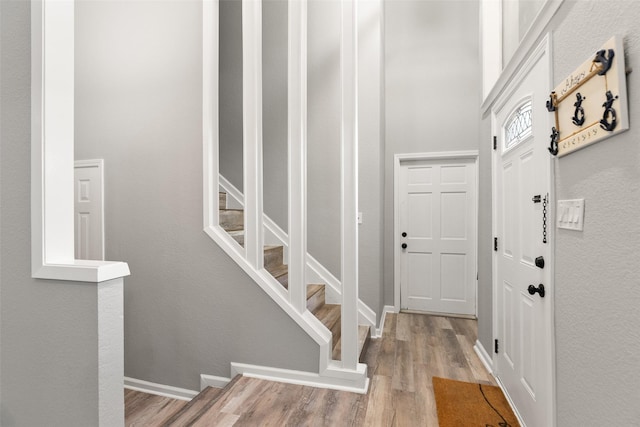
[399,158,476,316]
[494,49,553,427]
[74,161,104,260]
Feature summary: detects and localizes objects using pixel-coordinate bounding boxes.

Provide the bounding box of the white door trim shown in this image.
[393,150,479,313]
[491,34,556,427]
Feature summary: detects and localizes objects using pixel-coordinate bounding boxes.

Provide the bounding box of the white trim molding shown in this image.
[200,374,232,391]
[374,305,396,338]
[124,377,199,402]
[31,0,129,283]
[473,340,494,374]
[230,362,369,394]
[481,0,564,114]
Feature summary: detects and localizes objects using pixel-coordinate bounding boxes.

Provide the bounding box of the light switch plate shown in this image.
[557,199,585,231]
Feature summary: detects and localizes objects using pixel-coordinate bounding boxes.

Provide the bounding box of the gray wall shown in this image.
[219,0,244,194]
[75,0,318,392]
[307,0,342,279]
[551,1,640,423]
[0,2,101,425]
[262,0,289,232]
[384,1,481,305]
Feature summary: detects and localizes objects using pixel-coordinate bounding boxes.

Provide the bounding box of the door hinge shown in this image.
[495,339,499,354]
[494,237,498,252]
[493,136,497,150]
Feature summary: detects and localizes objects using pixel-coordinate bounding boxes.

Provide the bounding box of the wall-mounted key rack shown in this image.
[546,36,629,157]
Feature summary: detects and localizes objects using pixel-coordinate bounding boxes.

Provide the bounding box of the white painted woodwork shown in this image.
[481,0,502,100]
[203,0,220,230]
[202,0,366,385]
[481,0,564,115]
[32,0,75,266]
[31,0,129,282]
[340,0,359,371]
[288,0,308,313]
[398,157,477,316]
[74,160,105,261]
[201,0,367,385]
[242,0,265,270]
[492,37,555,427]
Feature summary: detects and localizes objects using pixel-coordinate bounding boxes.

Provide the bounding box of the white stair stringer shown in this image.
[219,175,377,330]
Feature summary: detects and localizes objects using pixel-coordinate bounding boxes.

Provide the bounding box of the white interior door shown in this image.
[398,157,477,316]
[74,160,105,260]
[493,41,554,427]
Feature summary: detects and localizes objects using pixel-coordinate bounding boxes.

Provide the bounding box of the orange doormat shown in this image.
[432,377,521,427]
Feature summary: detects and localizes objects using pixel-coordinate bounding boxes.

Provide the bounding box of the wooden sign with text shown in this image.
[547,36,629,157]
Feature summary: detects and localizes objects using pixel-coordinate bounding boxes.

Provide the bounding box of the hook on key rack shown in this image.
[548,127,559,156]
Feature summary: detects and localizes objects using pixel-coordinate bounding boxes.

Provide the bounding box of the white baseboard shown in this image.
[200,374,232,390]
[230,362,369,394]
[374,305,396,338]
[124,377,198,401]
[473,340,494,374]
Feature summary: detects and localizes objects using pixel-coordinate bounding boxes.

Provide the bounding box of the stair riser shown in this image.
[306,288,325,313]
[219,192,226,210]
[263,246,284,270]
[220,210,243,231]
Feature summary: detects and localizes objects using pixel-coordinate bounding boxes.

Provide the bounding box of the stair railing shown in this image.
[203,0,363,376]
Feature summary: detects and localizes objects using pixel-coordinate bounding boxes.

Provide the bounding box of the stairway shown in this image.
[219,192,370,362]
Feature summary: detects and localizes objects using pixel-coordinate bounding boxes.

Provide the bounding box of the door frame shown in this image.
[490,34,556,426]
[393,150,479,314]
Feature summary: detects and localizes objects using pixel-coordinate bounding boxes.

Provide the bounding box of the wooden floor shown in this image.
[125,312,496,426]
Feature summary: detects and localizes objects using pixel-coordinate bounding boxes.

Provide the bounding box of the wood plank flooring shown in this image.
[125,313,496,426]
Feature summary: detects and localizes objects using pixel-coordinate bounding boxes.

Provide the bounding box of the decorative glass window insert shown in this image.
[504,100,533,150]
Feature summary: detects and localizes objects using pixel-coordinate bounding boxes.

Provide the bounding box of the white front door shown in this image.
[74,160,105,260]
[493,40,554,426]
[398,157,477,316]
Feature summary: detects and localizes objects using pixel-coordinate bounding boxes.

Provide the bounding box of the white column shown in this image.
[242,0,265,269]
[32,0,75,267]
[203,0,219,229]
[288,0,308,312]
[340,0,359,370]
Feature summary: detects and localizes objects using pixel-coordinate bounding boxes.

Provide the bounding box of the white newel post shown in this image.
[242,0,265,269]
[340,0,359,370]
[288,0,308,313]
[32,1,130,424]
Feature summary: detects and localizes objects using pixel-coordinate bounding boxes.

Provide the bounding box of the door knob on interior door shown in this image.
[528,284,545,298]
[535,256,545,269]
[402,232,407,237]
[402,243,407,249]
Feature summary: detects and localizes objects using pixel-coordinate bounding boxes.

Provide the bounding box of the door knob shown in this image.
[401,243,407,249]
[535,256,545,269]
[402,232,407,237]
[528,284,545,298]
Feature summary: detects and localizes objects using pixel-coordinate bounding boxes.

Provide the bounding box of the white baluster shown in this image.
[243,0,265,269]
[288,0,308,313]
[340,0,359,370]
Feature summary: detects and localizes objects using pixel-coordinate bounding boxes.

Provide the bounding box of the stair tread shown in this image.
[311,303,340,325]
[266,263,288,279]
[307,284,324,299]
[160,376,242,425]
